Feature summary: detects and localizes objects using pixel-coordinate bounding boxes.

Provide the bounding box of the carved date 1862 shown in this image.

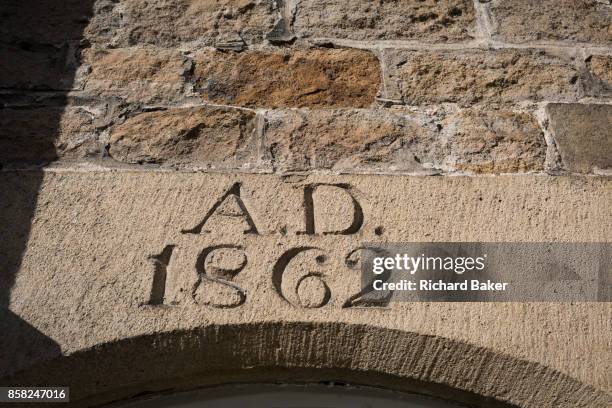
[146,182,388,309]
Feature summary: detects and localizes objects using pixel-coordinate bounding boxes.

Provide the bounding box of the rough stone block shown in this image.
[0,106,98,164]
[108,106,258,168]
[293,0,476,42]
[262,109,440,173]
[587,55,612,93]
[194,49,381,108]
[0,0,97,44]
[384,49,578,105]
[546,104,612,173]
[489,0,612,44]
[262,108,545,174]
[442,109,546,173]
[84,0,277,48]
[82,48,191,103]
[0,46,77,90]
[56,106,102,160]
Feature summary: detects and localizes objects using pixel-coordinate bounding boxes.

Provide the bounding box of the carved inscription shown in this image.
[343,246,393,308]
[299,183,364,235]
[193,245,247,308]
[271,246,393,309]
[146,181,384,309]
[147,245,175,305]
[273,247,331,308]
[182,183,259,235]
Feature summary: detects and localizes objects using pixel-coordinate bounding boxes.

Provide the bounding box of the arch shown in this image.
[3,322,609,407]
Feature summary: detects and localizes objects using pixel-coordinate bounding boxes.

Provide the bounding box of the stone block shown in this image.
[293,0,476,42]
[82,48,191,104]
[489,0,612,44]
[108,106,258,168]
[0,45,77,90]
[384,49,578,105]
[587,55,612,93]
[546,104,612,173]
[0,0,96,44]
[84,0,277,48]
[262,108,545,174]
[0,106,98,164]
[442,109,546,173]
[194,49,381,108]
[262,109,440,173]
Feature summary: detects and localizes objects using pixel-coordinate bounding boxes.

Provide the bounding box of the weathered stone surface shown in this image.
[546,104,612,173]
[55,106,102,160]
[588,55,612,88]
[2,0,612,407]
[488,0,612,44]
[82,48,191,103]
[194,49,381,108]
[262,108,545,174]
[0,0,96,44]
[0,172,610,407]
[293,0,475,42]
[385,49,578,105]
[442,109,546,173]
[108,106,257,168]
[0,106,98,164]
[262,109,440,173]
[0,108,59,163]
[83,0,277,48]
[0,46,77,90]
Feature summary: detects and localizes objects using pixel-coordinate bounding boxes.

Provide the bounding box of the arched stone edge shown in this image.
[3,322,610,408]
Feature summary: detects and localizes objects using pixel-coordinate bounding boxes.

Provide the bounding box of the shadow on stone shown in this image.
[0,0,96,382]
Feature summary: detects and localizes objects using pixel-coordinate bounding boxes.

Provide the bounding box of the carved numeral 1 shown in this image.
[148,245,175,305]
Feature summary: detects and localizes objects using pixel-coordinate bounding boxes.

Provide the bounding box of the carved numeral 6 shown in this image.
[273,247,331,309]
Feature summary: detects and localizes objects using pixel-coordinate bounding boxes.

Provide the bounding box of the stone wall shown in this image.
[1,0,610,175]
[0,2,611,407]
